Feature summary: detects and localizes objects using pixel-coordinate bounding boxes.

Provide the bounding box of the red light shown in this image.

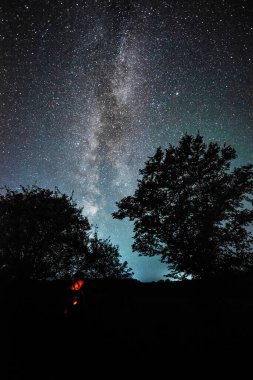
[70,279,84,291]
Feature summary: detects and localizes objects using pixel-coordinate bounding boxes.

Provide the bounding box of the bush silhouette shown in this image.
[83,231,134,279]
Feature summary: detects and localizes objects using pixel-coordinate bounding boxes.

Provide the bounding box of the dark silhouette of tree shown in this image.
[113,133,253,279]
[82,230,134,279]
[0,186,91,280]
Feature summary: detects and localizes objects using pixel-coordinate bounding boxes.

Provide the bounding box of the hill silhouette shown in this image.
[1,276,253,378]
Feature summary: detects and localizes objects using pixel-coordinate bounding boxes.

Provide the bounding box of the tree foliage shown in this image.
[113,133,253,279]
[0,186,90,280]
[82,231,134,279]
[0,186,133,281]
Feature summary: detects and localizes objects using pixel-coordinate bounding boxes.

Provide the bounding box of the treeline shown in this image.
[0,186,133,280]
[0,133,252,281]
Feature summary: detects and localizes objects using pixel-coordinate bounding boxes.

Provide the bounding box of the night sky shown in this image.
[1,0,252,281]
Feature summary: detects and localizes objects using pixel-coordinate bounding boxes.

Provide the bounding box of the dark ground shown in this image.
[1,275,253,378]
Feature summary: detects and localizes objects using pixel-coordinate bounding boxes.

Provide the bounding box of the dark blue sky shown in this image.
[0,0,252,280]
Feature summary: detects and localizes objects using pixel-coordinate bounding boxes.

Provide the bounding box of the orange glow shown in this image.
[70,279,84,291]
[73,299,78,306]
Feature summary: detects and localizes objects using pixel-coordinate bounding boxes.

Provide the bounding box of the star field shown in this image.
[0,0,252,280]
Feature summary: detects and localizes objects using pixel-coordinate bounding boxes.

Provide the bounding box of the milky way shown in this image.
[1,0,252,280]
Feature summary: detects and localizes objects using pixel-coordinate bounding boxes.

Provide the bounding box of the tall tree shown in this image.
[82,231,134,279]
[113,133,253,279]
[0,186,91,280]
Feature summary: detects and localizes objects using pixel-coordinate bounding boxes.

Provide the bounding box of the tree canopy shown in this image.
[82,231,134,279]
[0,186,133,281]
[0,186,91,280]
[113,133,253,279]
